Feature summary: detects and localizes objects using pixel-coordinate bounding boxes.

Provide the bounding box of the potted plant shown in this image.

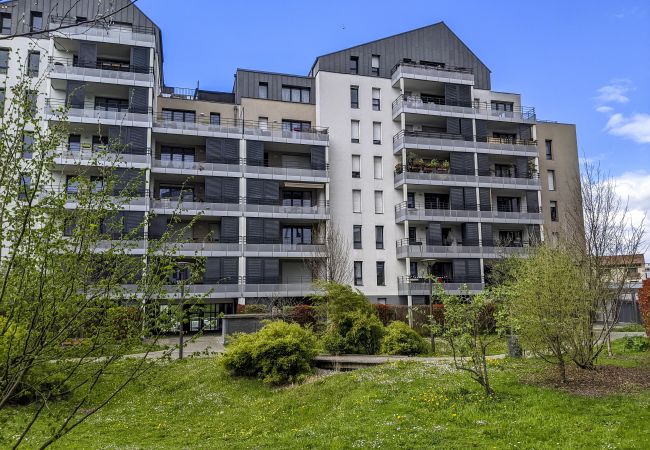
[394,162,403,174]
[423,160,434,173]
[441,160,450,173]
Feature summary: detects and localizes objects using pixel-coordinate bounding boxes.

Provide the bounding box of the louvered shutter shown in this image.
[477,154,490,176]
[264,219,280,244]
[113,169,144,196]
[223,139,239,164]
[66,81,85,108]
[128,87,148,114]
[446,117,460,135]
[206,138,223,163]
[458,85,471,107]
[464,153,475,176]
[220,217,239,243]
[526,191,539,213]
[246,140,264,166]
[529,225,541,245]
[450,187,464,210]
[246,218,264,244]
[222,178,239,204]
[205,177,222,203]
[123,212,143,237]
[452,259,467,283]
[263,180,280,205]
[263,258,280,284]
[310,146,326,170]
[108,126,121,150]
[462,223,479,246]
[466,259,481,283]
[460,118,473,138]
[149,215,167,239]
[204,258,222,284]
[481,223,494,247]
[519,125,532,141]
[128,127,147,155]
[78,42,97,67]
[449,152,465,175]
[221,258,239,284]
[515,157,528,179]
[426,222,442,246]
[444,84,459,106]
[130,46,149,73]
[246,179,264,205]
[475,120,487,142]
[246,258,264,284]
[463,188,477,211]
[479,188,491,211]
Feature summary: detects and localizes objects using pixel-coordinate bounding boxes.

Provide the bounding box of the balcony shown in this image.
[394,201,542,224]
[153,114,242,139]
[45,99,151,127]
[63,193,149,211]
[395,238,531,259]
[391,62,474,87]
[49,16,156,47]
[480,208,544,224]
[94,239,146,254]
[122,283,240,300]
[151,158,242,177]
[244,200,330,219]
[397,276,484,295]
[240,276,317,298]
[242,159,329,182]
[243,239,325,257]
[394,165,476,188]
[150,197,242,217]
[393,130,538,156]
[51,146,149,168]
[392,95,536,123]
[477,171,541,189]
[48,57,154,87]
[154,240,242,257]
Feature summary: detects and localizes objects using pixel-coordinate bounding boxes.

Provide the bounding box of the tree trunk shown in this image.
[558,358,567,383]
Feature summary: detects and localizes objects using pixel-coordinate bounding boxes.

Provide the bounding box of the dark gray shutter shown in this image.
[515,157,528,179]
[246,258,264,284]
[108,126,121,149]
[246,218,264,244]
[264,219,280,243]
[113,169,144,196]
[129,87,148,114]
[206,138,223,163]
[450,187,464,210]
[78,42,97,67]
[479,188,491,211]
[466,259,481,282]
[446,117,460,135]
[462,223,479,246]
[311,146,326,170]
[477,153,490,176]
[221,257,238,284]
[130,46,149,73]
[450,152,465,175]
[129,127,147,154]
[246,179,264,204]
[220,217,239,243]
[526,191,539,213]
[263,258,280,284]
[463,188,477,211]
[205,258,222,284]
[66,81,85,108]
[481,223,494,247]
[222,177,239,203]
[519,125,532,141]
[123,212,143,237]
[464,153,475,176]
[205,177,222,203]
[475,120,487,141]
[149,214,167,239]
[426,222,442,246]
[452,259,467,283]
[246,140,264,166]
[460,118,473,138]
[263,180,280,205]
[224,139,239,163]
[444,84,459,106]
[458,85,471,107]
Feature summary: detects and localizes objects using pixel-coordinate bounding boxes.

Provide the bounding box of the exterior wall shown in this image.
[156,96,237,120]
[235,69,315,104]
[240,97,315,125]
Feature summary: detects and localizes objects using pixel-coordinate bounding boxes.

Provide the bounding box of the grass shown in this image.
[2,343,649,449]
[612,323,646,332]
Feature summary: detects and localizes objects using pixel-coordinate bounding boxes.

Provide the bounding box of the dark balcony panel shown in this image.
[311,146,326,170]
[426,222,442,246]
[246,258,280,284]
[148,215,167,239]
[207,137,239,164]
[129,86,148,114]
[450,187,464,211]
[103,211,144,239]
[66,80,85,108]
[247,179,279,205]
[130,46,149,73]
[479,188,491,212]
[205,257,239,284]
[482,223,494,246]
[515,156,529,179]
[108,126,147,155]
[444,83,471,107]
[476,119,487,140]
[526,191,539,213]
[462,223,479,246]
[246,218,280,244]
[246,140,264,167]
[113,168,145,196]
[519,124,532,141]
[477,153,490,176]
[205,176,240,204]
[79,42,97,67]
[464,187,477,211]
[220,217,239,243]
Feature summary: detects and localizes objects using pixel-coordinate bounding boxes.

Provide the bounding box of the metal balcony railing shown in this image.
[49,16,156,45]
[48,56,152,74]
[392,95,536,121]
[241,158,329,178]
[391,61,474,75]
[243,238,325,255]
[45,99,152,122]
[396,276,484,295]
[52,145,149,165]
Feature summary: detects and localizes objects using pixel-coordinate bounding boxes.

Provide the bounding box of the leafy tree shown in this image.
[323,310,384,355]
[639,279,650,338]
[381,321,428,356]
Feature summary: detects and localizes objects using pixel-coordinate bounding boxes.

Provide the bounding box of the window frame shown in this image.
[547,170,556,191]
[30,11,43,32]
[351,154,361,178]
[354,261,363,286]
[545,139,553,160]
[375,225,384,249]
[349,56,359,74]
[550,200,558,222]
[209,112,221,125]
[0,13,11,35]
[258,82,268,99]
[374,190,384,214]
[372,121,382,145]
[371,54,380,76]
[281,84,310,104]
[352,189,361,213]
[353,225,362,249]
[372,88,381,111]
[27,51,39,77]
[350,85,359,109]
[351,120,360,143]
[376,261,385,286]
[373,156,383,179]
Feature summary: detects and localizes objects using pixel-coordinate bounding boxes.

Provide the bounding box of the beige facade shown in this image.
[240,98,316,125]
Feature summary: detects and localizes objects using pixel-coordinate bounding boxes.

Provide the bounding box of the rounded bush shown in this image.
[323,310,384,355]
[381,321,429,356]
[222,320,318,385]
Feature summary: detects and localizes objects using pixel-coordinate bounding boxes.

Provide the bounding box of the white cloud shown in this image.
[595,105,613,114]
[595,79,633,104]
[612,171,650,259]
[605,113,650,143]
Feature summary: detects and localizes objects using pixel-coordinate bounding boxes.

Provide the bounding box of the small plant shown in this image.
[241,304,269,314]
[222,320,318,385]
[381,321,429,356]
[323,310,385,355]
[394,162,403,174]
[623,336,650,353]
[441,160,450,172]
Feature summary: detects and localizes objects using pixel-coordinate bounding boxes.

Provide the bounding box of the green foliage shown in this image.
[312,281,374,322]
[240,304,270,314]
[373,304,397,326]
[323,310,384,355]
[222,321,318,385]
[106,306,141,341]
[289,304,318,328]
[623,336,650,353]
[381,321,429,356]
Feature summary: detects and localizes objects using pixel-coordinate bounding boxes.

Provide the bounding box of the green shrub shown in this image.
[623,336,650,353]
[381,321,429,356]
[106,306,141,341]
[312,281,375,322]
[289,304,318,328]
[323,310,385,355]
[374,304,397,326]
[222,320,318,385]
[241,304,269,314]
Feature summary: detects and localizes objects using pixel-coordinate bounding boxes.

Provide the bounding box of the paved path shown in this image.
[132,334,224,360]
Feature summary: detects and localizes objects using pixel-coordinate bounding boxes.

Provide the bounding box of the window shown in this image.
[350,56,359,74]
[374,156,383,179]
[352,189,361,213]
[407,192,415,209]
[0,13,11,34]
[547,170,556,191]
[282,190,312,207]
[372,88,381,111]
[19,175,30,199]
[375,226,384,249]
[374,191,384,214]
[491,101,513,112]
[95,97,129,112]
[161,146,195,163]
[91,135,108,152]
[282,226,313,245]
[353,225,362,249]
[161,108,196,123]
[351,154,360,178]
[0,48,8,73]
[409,261,418,277]
[75,16,87,23]
[160,185,193,201]
[371,54,380,76]
[372,122,382,144]
[22,133,33,159]
[350,85,359,108]
[550,201,558,221]
[0,88,5,114]
[27,51,39,77]
[259,116,268,131]
[281,85,310,103]
[210,113,220,125]
[408,226,417,244]
[351,120,360,143]
[545,140,553,160]
[26,90,37,116]
[282,119,311,132]
[376,262,385,286]
[258,82,268,99]
[354,261,363,286]
[68,134,81,152]
[30,11,42,32]
[65,175,79,194]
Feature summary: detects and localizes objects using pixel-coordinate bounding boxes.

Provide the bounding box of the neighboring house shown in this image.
[0,0,582,331]
[601,254,648,324]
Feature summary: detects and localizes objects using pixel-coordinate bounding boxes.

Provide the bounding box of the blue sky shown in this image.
[139,0,650,253]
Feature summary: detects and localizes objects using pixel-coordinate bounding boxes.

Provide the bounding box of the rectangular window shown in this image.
[350,56,359,74]
[259,116,268,131]
[374,156,383,179]
[354,261,363,286]
[407,192,415,209]
[351,120,360,143]
[0,88,5,114]
[68,134,81,152]
[547,170,556,191]
[372,88,381,111]
[30,11,42,32]
[19,175,31,199]
[491,101,514,112]
[28,51,39,77]
[0,48,8,73]
[210,112,220,125]
[545,140,553,160]
[22,133,33,159]
[376,262,385,286]
[281,85,310,103]
[408,226,417,244]
[95,97,129,112]
[258,82,268,99]
[161,146,195,163]
[282,119,311,132]
[550,201,558,221]
[353,225,362,249]
[371,54,380,76]
[0,13,11,34]
[282,226,313,245]
[352,189,361,213]
[350,85,359,108]
[373,122,382,144]
[161,108,196,123]
[375,226,384,249]
[352,154,360,178]
[409,261,418,277]
[374,190,384,214]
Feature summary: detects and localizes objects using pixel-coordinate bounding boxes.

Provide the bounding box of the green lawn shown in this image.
[3,343,650,449]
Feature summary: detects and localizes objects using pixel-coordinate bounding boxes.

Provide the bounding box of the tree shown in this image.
[506,246,593,382]
[639,279,650,338]
[0,63,202,448]
[304,221,351,284]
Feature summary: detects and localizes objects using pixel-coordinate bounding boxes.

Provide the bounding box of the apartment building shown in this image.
[0,0,582,330]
